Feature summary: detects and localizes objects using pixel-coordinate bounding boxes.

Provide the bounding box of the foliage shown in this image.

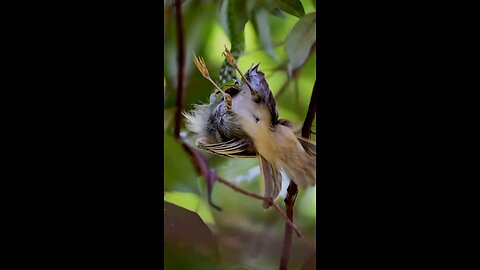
[164,0,316,268]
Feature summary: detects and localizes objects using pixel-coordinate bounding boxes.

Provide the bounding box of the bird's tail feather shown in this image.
[259,155,282,209]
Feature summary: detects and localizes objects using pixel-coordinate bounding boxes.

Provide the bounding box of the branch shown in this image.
[217,177,311,242]
[181,140,312,244]
[302,81,317,138]
[181,143,222,211]
[174,0,186,139]
[279,182,298,270]
[279,80,317,270]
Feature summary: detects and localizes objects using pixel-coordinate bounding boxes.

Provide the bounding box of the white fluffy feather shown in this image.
[182,104,210,136]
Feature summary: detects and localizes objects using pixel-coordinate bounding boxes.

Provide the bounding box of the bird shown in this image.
[184,50,316,208]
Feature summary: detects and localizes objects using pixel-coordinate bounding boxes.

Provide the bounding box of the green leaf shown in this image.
[164,243,221,270]
[164,201,219,261]
[252,8,276,59]
[285,12,316,69]
[274,0,305,18]
[247,0,286,18]
[164,191,215,224]
[164,132,199,192]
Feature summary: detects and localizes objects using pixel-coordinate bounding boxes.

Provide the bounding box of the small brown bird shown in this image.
[185,51,316,208]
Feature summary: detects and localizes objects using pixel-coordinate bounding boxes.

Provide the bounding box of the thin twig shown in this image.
[216,177,266,201]
[183,137,310,237]
[279,80,317,270]
[216,178,301,235]
[192,52,224,93]
[216,177,315,249]
[173,0,186,139]
[182,141,308,240]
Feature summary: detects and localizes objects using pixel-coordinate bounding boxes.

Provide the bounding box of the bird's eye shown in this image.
[233,79,239,86]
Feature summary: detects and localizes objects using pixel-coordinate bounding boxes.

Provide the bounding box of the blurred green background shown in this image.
[164,0,316,269]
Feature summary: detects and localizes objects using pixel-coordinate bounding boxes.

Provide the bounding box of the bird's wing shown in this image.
[196,138,257,158]
[296,136,316,156]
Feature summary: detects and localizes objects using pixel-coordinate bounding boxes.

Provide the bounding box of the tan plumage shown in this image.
[185,51,316,209]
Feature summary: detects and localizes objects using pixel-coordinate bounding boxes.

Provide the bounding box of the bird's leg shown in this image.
[224,93,233,112]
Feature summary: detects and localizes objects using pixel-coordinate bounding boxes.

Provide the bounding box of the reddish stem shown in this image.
[279,80,317,270]
[279,183,299,270]
[173,0,185,139]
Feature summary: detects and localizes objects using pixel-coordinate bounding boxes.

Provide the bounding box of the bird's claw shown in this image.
[224,93,233,112]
